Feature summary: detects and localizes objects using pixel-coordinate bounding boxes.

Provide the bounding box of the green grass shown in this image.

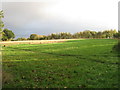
[2,39,119,88]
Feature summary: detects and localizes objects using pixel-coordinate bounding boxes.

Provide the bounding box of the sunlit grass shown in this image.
[2,39,118,88]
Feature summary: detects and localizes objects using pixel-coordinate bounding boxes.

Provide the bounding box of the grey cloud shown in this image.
[2,2,114,38]
[3,2,47,27]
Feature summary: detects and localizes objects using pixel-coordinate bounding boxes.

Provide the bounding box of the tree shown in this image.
[113,31,120,39]
[30,34,38,40]
[0,11,15,41]
[82,30,92,38]
[0,10,4,31]
[47,32,72,39]
[60,32,72,39]
[95,32,103,38]
[39,35,46,40]
[2,29,15,41]
[0,10,4,40]
[30,34,44,40]
[102,30,117,38]
[89,31,97,38]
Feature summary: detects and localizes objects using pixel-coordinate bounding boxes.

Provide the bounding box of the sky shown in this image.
[1,0,119,38]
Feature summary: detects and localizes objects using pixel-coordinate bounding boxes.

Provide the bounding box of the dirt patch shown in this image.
[2,71,13,84]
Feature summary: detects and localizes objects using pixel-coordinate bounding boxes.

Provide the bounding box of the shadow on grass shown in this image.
[112,40,120,88]
[113,40,120,53]
[66,39,86,42]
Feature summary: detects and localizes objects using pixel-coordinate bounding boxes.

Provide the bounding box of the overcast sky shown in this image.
[2,0,119,38]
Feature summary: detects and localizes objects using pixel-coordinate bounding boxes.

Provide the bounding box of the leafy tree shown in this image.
[2,29,15,41]
[89,31,97,38]
[73,32,84,38]
[102,30,117,38]
[0,10,4,40]
[39,35,46,40]
[30,34,39,40]
[0,11,15,41]
[47,32,72,39]
[30,34,45,40]
[0,10,4,31]
[95,32,103,38]
[2,33,8,41]
[113,31,120,39]
[62,32,72,39]
[82,30,92,38]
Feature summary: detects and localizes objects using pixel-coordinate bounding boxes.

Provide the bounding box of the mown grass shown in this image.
[2,39,119,88]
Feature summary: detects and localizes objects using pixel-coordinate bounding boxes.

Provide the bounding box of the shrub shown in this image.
[16,37,27,41]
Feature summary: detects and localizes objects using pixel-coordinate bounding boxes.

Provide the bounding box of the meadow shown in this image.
[2,39,119,88]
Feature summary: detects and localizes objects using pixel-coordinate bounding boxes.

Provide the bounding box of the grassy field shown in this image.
[2,39,119,88]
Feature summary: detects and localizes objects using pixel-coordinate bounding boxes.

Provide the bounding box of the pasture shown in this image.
[2,39,118,88]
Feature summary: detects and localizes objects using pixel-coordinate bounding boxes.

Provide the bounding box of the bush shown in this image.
[16,37,27,41]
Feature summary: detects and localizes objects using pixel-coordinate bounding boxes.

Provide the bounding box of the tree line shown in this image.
[14,30,120,41]
[29,30,120,40]
[0,10,120,41]
[1,27,120,41]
